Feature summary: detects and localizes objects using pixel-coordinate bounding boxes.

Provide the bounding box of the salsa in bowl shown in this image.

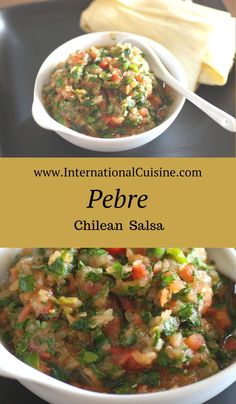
[32,32,186,152]
[42,43,173,139]
[0,248,235,401]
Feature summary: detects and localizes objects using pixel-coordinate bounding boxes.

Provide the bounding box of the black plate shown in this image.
[0,0,235,157]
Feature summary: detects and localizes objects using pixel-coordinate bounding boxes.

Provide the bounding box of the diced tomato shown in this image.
[37,300,53,316]
[104,297,121,343]
[106,248,126,256]
[136,73,143,82]
[207,307,232,330]
[99,57,112,69]
[133,248,147,256]
[10,267,18,282]
[157,108,167,119]
[19,291,34,305]
[40,363,51,374]
[82,281,103,296]
[110,347,149,371]
[103,316,121,341]
[68,276,80,292]
[132,262,148,280]
[166,300,177,310]
[224,337,236,351]
[70,51,87,65]
[164,84,172,96]
[169,279,184,294]
[0,308,9,324]
[18,303,32,323]
[111,70,121,82]
[39,351,51,360]
[30,289,54,317]
[102,115,123,127]
[29,340,51,360]
[139,107,148,117]
[185,333,205,351]
[119,297,134,312]
[132,313,144,328]
[89,47,99,60]
[110,346,131,366]
[148,94,161,107]
[160,288,169,307]
[125,356,147,371]
[179,264,194,282]
[136,385,149,394]
[100,98,107,110]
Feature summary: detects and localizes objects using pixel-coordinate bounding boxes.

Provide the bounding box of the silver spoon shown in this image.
[122,36,236,132]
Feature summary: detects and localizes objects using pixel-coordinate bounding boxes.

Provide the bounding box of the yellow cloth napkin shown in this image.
[80,0,235,90]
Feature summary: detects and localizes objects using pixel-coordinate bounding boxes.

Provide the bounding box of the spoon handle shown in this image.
[165,74,236,132]
[141,40,236,132]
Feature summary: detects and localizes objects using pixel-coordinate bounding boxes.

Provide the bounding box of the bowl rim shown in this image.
[0,248,235,400]
[1,344,236,401]
[32,31,187,145]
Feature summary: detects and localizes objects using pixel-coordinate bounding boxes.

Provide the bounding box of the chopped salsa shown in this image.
[0,248,235,394]
[42,43,173,138]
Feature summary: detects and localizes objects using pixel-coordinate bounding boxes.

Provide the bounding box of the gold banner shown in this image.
[0,158,235,246]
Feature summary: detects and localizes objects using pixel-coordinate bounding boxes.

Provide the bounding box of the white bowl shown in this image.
[32,32,187,152]
[0,248,235,404]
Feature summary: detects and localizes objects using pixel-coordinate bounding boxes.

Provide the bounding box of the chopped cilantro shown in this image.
[80,248,107,256]
[147,248,166,259]
[86,271,102,283]
[71,317,91,331]
[47,249,77,277]
[46,337,56,355]
[161,273,176,288]
[15,319,29,330]
[51,364,69,382]
[94,330,108,347]
[79,349,99,364]
[176,285,191,299]
[141,311,153,324]
[157,350,174,367]
[56,78,64,87]
[119,332,137,347]
[19,274,35,292]
[166,248,187,264]
[0,297,12,308]
[89,363,105,380]
[138,370,160,387]
[23,351,40,369]
[153,329,161,347]
[210,348,230,369]
[15,333,30,359]
[113,262,130,280]
[114,385,136,394]
[163,317,179,336]
[178,304,201,327]
[51,321,61,332]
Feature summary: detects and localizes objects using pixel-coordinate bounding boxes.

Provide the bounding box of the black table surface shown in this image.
[0,0,235,157]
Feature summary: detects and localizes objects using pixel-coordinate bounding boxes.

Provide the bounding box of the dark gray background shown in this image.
[0,0,234,157]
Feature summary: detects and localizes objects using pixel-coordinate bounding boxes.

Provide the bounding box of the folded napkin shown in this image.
[80,0,235,90]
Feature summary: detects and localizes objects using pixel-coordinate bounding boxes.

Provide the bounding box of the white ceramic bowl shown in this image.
[32,32,187,152]
[0,248,235,404]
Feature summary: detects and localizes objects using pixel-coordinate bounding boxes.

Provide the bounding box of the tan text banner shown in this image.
[0,158,235,247]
